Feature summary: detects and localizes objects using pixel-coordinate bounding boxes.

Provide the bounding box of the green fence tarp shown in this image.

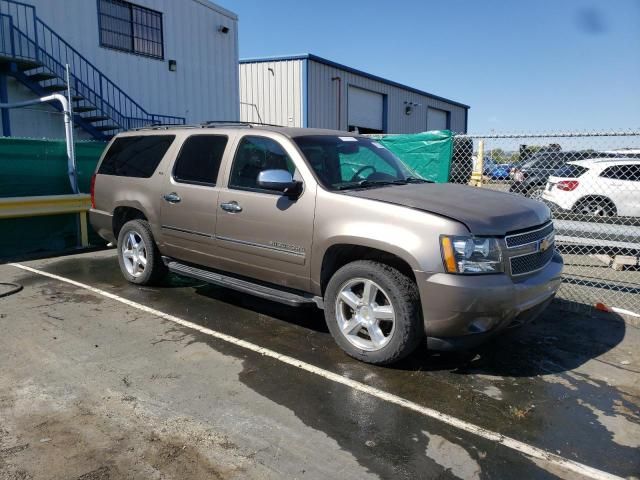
[0,138,107,258]
[0,137,107,197]
[376,130,454,183]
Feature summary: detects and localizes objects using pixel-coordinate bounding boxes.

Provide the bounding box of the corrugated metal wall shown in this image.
[239,57,468,133]
[307,60,467,134]
[4,0,239,138]
[239,59,303,127]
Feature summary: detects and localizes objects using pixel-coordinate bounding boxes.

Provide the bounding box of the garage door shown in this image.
[348,86,384,133]
[427,107,449,131]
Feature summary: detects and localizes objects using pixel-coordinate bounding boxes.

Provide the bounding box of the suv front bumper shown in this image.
[417,251,563,350]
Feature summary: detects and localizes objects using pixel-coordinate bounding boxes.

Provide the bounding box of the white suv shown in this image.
[542,158,640,217]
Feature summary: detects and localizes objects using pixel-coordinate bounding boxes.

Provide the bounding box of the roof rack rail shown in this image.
[133,123,198,131]
[132,121,290,132]
[201,120,288,128]
[201,120,253,127]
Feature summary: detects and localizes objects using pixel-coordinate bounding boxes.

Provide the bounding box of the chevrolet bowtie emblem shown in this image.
[539,234,554,252]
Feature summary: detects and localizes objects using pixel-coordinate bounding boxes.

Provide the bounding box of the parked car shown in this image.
[543,158,640,217]
[482,157,512,180]
[90,124,562,365]
[449,135,474,184]
[510,151,612,199]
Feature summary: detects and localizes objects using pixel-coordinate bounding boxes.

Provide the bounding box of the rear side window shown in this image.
[98,135,175,178]
[601,164,640,181]
[554,164,588,178]
[173,135,228,186]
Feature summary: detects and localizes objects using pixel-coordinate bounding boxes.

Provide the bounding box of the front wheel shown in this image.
[117,219,167,285]
[324,260,423,365]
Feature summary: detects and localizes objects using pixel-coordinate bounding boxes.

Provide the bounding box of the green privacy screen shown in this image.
[0,138,107,258]
[376,130,454,183]
[0,137,107,197]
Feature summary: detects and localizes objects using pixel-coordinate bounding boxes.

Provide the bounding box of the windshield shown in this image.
[293,135,425,190]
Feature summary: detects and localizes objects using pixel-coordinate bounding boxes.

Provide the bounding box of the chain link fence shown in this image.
[449,130,640,314]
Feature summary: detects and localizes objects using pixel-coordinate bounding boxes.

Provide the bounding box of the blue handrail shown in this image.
[0,0,185,135]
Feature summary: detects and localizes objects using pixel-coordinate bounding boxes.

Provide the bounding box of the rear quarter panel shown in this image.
[91,131,187,246]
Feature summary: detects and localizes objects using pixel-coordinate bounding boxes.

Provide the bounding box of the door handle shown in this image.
[162,192,181,204]
[220,201,242,213]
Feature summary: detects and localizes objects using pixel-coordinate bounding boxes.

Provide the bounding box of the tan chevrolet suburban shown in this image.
[90,123,563,364]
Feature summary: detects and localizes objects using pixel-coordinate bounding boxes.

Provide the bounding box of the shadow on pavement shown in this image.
[372,299,627,377]
[194,280,626,377]
[194,283,329,333]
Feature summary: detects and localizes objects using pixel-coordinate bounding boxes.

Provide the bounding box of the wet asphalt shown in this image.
[2,249,639,479]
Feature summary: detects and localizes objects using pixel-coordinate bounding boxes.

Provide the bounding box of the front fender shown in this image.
[310,191,469,294]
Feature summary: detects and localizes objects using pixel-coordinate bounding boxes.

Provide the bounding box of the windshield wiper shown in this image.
[335,177,431,191]
[402,176,433,184]
[334,180,395,190]
[358,179,395,187]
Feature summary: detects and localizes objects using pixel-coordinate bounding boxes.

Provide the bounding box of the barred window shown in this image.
[98,0,164,59]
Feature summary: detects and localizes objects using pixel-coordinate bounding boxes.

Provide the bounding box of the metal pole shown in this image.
[476,140,484,187]
[65,64,78,194]
[469,140,484,187]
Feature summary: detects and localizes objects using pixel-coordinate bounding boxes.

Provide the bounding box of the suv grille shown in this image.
[505,222,554,248]
[510,245,555,276]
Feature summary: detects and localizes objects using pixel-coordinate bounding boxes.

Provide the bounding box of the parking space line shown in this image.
[10,262,623,480]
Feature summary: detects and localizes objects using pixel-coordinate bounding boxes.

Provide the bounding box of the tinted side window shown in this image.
[600,166,619,179]
[229,136,295,191]
[173,135,228,185]
[601,164,640,181]
[98,135,174,178]
[626,165,640,181]
[555,164,588,178]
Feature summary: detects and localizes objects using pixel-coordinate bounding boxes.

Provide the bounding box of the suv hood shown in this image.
[344,183,550,235]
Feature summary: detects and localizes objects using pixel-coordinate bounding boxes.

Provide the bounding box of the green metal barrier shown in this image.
[0,137,107,258]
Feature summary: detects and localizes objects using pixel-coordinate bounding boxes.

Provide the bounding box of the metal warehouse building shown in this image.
[0,0,239,140]
[240,54,469,134]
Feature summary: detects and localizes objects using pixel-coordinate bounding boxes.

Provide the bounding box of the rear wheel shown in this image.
[573,197,616,217]
[528,187,544,201]
[117,219,167,285]
[324,260,423,365]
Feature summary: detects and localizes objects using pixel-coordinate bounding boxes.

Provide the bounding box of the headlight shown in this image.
[440,235,503,274]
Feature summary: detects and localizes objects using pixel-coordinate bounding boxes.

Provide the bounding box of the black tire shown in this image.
[117,219,167,285]
[528,186,544,201]
[324,260,423,365]
[573,197,617,217]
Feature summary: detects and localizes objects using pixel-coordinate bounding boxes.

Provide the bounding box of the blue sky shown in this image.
[218,0,640,134]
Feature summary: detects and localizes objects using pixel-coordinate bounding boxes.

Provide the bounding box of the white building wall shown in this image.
[5,77,93,139]
[239,59,303,127]
[2,0,239,138]
[307,59,467,134]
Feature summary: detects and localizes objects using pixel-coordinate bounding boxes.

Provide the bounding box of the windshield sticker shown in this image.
[371,141,385,149]
[339,137,357,142]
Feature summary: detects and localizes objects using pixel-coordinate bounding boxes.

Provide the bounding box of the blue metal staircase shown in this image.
[0,0,185,139]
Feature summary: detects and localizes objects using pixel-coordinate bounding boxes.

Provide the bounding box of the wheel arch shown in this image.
[317,242,420,297]
[112,205,148,240]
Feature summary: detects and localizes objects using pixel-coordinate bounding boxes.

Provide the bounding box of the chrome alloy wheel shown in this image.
[121,231,147,277]
[335,278,395,351]
[579,201,608,217]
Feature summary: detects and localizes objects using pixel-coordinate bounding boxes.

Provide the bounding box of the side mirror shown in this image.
[257,169,302,198]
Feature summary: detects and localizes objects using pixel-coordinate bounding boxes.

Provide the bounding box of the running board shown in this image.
[166,260,322,308]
